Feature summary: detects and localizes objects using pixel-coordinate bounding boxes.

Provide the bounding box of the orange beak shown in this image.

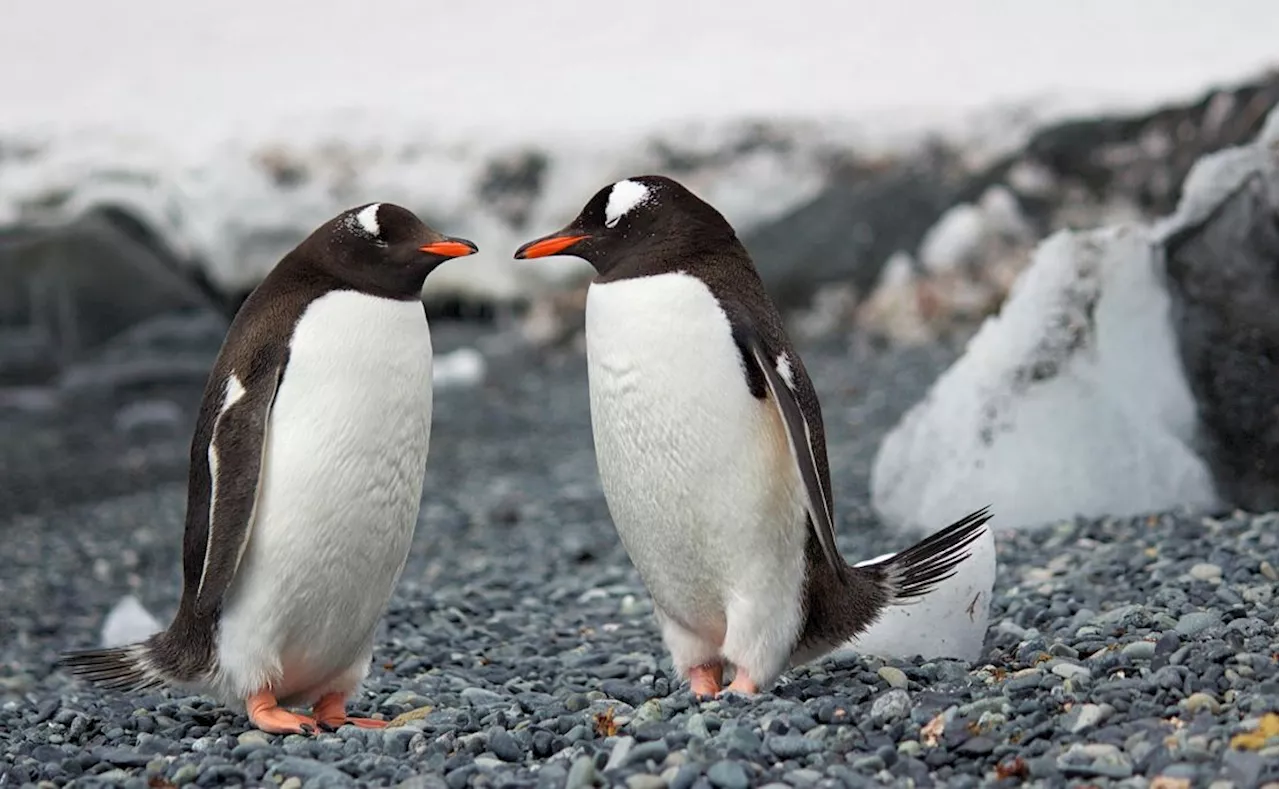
[513,233,590,259]
[419,237,479,258]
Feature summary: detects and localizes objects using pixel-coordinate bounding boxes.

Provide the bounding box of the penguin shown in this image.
[514,175,992,697]
[61,203,477,734]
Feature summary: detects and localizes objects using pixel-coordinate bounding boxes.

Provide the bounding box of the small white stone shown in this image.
[877,666,909,689]
[1188,563,1222,582]
[100,595,162,648]
[432,348,485,389]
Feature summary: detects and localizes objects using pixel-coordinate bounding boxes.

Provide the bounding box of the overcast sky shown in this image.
[1,0,1276,141]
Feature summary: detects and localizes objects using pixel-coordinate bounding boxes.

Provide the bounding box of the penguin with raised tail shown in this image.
[514,175,992,697]
[62,203,478,734]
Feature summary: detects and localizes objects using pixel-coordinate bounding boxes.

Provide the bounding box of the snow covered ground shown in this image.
[0,1,1275,303]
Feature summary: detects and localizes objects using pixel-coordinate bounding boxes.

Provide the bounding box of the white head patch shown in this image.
[604,180,652,228]
[355,203,382,238]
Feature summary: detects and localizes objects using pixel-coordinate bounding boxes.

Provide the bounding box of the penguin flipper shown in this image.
[188,351,286,619]
[735,323,843,576]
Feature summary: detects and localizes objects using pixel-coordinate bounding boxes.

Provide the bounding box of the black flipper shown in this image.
[735,321,843,576]
[190,356,283,618]
[61,349,285,691]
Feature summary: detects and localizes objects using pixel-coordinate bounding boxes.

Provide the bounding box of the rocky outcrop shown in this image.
[1158,114,1279,513]
[803,70,1278,346]
[0,120,849,314]
[741,145,974,309]
[870,109,1278,533]
[0,211,219,386]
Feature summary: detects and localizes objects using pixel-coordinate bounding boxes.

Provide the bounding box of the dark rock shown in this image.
[601,679,652,707]
[958,736,996,755]
[0,212,219,386]
[91,747,152,767]
[476,150,548,229]
[488,729,523,762]
[1163,146,1279,512]
[742,148,968,308]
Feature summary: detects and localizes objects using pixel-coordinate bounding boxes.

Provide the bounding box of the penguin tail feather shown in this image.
[864,506,992,605]
[59,640,171,693]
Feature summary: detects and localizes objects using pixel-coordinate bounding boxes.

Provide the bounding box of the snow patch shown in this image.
[871,225,1220,533]
[838,524,996,662]
[918,204,987,274]
[432,347,486,389]
[101,595,163,648]
[1155,107,1279,241]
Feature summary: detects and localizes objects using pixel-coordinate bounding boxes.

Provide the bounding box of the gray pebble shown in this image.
[707,760,749,789]
[460,688,506,708]
[604,736,636,771]
[1121,641,1156,659]
[765,735,823,759]
[1050,662,1091,682]
[1181,692,1221,715]
[1065,703,1109,733]
[626,775,669,789]
[628,740,670,767]
[270,757,355,787]
[566,756,597,789]
[870,690,910,722]
[876,667,908,689]
[782,769,822,787]
[1175,611,1221,636]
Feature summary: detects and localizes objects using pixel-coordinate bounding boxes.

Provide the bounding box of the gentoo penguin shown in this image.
[514,175,992,697]
[61,203,477,734]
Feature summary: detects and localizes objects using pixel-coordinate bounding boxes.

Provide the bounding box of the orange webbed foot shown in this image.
[724,670,759,696]
[689,662,723,699]
[312,692,388,730]
[247,691,317,735]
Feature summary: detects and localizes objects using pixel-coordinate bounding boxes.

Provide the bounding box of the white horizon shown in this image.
[3,0,1275,145]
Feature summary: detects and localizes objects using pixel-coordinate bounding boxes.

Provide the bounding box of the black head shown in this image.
[513,175,737,279]
[292,202,478,299]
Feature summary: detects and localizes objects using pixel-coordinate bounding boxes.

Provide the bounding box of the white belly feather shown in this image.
[214,290,432,705]
[585,273,808,643]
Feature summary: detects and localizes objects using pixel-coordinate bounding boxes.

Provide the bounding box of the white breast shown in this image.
[585,273,808,640]
[214,290,432,705]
